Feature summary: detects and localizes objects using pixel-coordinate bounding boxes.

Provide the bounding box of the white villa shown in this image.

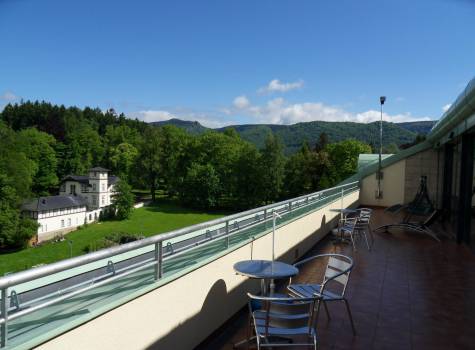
[22,167,119,243]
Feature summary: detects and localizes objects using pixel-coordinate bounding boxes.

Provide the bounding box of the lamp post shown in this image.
[68,240,73,258]
[378,96,386,198]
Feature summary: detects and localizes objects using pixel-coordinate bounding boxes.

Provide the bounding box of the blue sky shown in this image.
[1,0,474,127]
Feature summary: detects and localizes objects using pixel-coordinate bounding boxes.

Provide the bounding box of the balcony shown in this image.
[200,209,475,350]
[0,183,359,349]
[2,179,475,349]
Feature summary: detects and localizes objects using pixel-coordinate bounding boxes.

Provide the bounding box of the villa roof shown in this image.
[89,167,110,172]
[22,195,88,212]
[62,175,90,184]
[61,175,119,187]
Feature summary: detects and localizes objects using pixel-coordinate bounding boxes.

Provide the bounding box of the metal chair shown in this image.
[339,217,358,250]
[247,293,320,349]
[354,209,373,250]
[287,254,356,335]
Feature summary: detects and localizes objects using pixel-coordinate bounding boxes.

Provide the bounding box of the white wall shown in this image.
[37,208,87,242]
[36,190,359,350]
[360,159,406,207]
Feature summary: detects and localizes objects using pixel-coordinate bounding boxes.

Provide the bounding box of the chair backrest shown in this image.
[248,293,318,337]
[341,217,357,232]
[357,208,372,225]
[322,254,353,296]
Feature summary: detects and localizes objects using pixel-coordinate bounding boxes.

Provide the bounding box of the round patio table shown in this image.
[233,259,299,295]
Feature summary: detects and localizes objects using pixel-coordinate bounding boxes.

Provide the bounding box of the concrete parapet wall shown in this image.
[36,191,360,350]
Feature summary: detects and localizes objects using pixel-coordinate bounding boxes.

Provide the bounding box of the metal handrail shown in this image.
[0,181,360,348]
[0,181,358,290]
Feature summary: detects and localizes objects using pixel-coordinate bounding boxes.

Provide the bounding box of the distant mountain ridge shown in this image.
[150,118,437,154]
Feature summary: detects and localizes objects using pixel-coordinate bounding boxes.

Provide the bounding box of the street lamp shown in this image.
[68,240,73,258]
[378,96,386,199]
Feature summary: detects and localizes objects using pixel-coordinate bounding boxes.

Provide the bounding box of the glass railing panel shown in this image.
[0,181,359,349]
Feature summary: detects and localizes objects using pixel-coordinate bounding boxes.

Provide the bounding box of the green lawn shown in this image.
[0,200,229,275]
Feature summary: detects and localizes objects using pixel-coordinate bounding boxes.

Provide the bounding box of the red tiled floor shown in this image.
[197,209,475,350]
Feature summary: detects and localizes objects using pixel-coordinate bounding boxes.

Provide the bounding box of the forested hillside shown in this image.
[152,118,430,154]
[1,101,372,250]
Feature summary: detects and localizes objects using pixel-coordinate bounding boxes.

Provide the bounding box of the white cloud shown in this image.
[136,110,175,123]
[235,97,432,125]
[258,79,304,94]
[233,95,250,109]
[442,104,451,112]
[0,91,17,101]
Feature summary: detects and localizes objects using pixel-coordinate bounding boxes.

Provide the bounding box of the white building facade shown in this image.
[22,167,119,243]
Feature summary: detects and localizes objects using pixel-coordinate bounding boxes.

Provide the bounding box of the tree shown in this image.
[111,180,134,220]
[234,143,264,209]
[0,173,37,250]
[315,132,329,152]
[158,125,190,196]
[110,143,139,180]
[284,142,313,197]
[60,120,104,176]
[138,127,161,201]
[324,139,372,185]
[181,163,221,208]
[17,128,59,196]
[260,134,286,203]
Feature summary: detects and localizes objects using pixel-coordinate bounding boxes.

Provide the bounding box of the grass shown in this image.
[0,199,230,275]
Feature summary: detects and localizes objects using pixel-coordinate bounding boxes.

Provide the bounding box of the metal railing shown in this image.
[0,181,359,348]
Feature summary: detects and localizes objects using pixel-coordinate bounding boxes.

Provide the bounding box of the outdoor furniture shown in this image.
[330,208,358,244]
[247,293,319,350]
[233,260,299,295]
[233,260,299,348]
[338,217,358,250]
[353,208,373,250]
[287,253,356,335]
[374,176,441,242]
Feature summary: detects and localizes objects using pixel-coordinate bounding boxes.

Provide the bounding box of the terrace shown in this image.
[199,209,475,350]
[1,74,475,348]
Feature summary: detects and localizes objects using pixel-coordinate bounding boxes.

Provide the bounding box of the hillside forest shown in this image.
[1,100,402,250]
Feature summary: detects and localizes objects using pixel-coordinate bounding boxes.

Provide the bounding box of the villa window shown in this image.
[102,195,105,205]
[92,195,97,206]
[93,183,97,191]
[102,183,106,191]
[61,219,65,228]
[68,218,71,227]
[70,184,76,195]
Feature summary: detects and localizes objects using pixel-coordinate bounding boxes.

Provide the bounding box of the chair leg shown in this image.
[362,229,371,251]
[323,300,331,320]
[349,232,357,251]
[343,299,356,336]
[246,313,252,350]
[368,223,375,245]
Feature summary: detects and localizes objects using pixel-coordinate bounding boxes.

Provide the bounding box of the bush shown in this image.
[82,232,144,253]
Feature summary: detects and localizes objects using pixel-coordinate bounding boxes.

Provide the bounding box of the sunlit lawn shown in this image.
[0,200,230,275]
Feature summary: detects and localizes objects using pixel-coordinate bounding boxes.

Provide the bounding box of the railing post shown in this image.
[1,288,7,348]
[264,209,267,220]
[289,201,292,212]
[154,242,163,280]
[340,188,344,220]
[225,220,229,249]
